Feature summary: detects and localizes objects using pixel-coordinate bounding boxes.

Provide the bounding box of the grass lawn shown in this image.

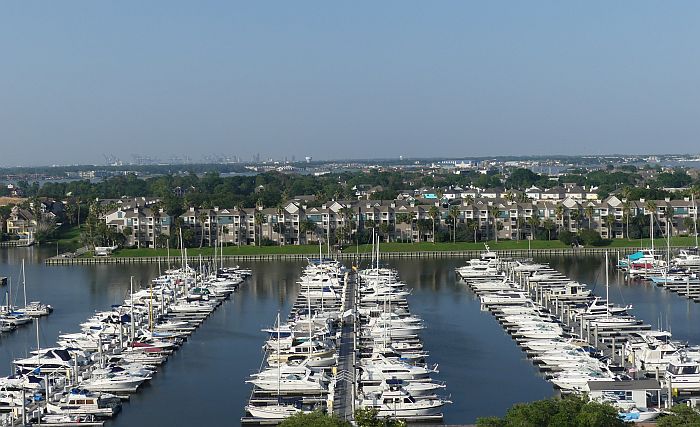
[43,224,83,252]
[113,244,326,257]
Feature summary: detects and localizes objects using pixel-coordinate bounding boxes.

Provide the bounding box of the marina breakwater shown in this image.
[43,247,653,265]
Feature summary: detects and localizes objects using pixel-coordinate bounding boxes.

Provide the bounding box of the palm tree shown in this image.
[299,218,316,244]
[528,212,540,239]
[621,186,633,202]
[569,209,581,230]
[276,205,285,245]
[542,219,555,240]
[411,211,419,243]
[340,206,354,244]
[584,205,595,230]
[554,204,565,231]
[428,206,439,244]
[234,206,244,247]
[605,213,616,238]
[197,210,208,248]
[254,212,265,246]
[645,200,657,240]
[448,206,460,243]
[489,206,500,243]
[665,206,675,237]
[514,216,523,241]
[622,200,631,239]
[467,219,479,242]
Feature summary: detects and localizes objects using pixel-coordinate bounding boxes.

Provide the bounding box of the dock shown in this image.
[43,247,648,265]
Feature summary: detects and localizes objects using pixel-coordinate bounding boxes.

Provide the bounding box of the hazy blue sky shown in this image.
[2,1,699,166]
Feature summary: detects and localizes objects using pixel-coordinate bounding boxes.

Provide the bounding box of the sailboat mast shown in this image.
[694,193,698,248]
[650,211,654,251]
[605,251,610,318]
[277,311,281,401]
[130,276,135,342]
[22,259,27,308]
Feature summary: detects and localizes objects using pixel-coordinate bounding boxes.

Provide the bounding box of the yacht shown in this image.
[46,389,121,418]
[359,388,449,418]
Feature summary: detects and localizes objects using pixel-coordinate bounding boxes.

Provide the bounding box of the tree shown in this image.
[683,216,696,236]
[542,219,556,240]
[476,395,625,427]
[584,205,595,230]
[621,200,631,239]
[663,206,675,237]
[489,206,500,243]
[278,411,351,427]
[428,206,439,243]
[299,218,316,244]
[558,230,576,246]
[579,229,604,246]
[254,212,265,246]
[468,219,480,242]
[527,212,541,240]
[197,210,208,248]
[657,404,700,427]
[416,219,431,243]
[554,204,565,231]
[448,205,460,243]
[645,200,658,239]
[354,408,406,427]
[605,213,616,238]
[570,209,581,230]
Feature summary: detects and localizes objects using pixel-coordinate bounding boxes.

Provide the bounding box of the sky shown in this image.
[1,1,700,166]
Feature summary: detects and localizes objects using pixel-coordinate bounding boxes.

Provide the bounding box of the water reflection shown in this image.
[1,250,695,425]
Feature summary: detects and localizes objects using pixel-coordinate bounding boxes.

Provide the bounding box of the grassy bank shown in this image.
[107,236,699,257]
[112,244,325,257]
[43,224,83,252]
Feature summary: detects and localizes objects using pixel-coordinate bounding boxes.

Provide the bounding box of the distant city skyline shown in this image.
[2,1,700,166]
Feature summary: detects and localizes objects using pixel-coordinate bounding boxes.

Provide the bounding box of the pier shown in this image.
[43,247,647,265]
[458,253,700,413]
[242,261,349,424]
[332,271,356,421]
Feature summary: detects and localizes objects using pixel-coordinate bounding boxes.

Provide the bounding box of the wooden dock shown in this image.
[44,247,645,265]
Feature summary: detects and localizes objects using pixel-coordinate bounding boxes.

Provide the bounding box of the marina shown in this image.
[242,240,450,424]
[5,247,700,423]
[457,248,700,422]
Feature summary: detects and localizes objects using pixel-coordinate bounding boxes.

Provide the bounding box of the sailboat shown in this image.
[16,260,53,317]
[246,312,310,419]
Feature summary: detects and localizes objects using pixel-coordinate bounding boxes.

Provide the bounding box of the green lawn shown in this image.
[108,236,699,257]
[44,224,83,251]
[113,244,327,257]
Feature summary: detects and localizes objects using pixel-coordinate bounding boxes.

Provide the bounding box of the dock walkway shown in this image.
[333,272,356,421]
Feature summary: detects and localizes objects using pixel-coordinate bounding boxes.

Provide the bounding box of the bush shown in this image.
[578,229,603,246]
[476,395,625,427]
[558,230,576,246]
[279,411,350,427]
[260,238,278,246]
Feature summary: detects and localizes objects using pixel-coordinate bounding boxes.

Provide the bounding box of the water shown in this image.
[1,250,699,424]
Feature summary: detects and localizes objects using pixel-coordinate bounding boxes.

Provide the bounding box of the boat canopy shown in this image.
[628,251,645,261]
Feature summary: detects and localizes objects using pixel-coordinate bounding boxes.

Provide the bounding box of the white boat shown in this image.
[46,389,121,418]
[359,388,449,418]
[245,404,308,419]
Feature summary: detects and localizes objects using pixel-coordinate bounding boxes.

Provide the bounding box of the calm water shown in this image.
[1,250,699,424]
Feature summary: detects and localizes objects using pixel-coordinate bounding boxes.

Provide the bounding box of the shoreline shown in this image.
[42,246,653,265]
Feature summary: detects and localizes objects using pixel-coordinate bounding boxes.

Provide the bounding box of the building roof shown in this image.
[587,379,660,392]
